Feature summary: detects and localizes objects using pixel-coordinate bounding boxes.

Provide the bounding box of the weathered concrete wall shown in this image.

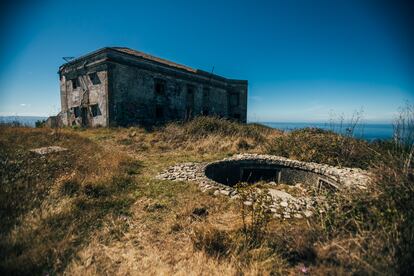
[59,47,247,127]
[59,64,109,127]
[227,81,248,122]
[109,61,238,126]
[59,75,69,126]
[88,71,108,127]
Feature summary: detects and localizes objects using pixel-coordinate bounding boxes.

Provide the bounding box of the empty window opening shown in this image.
[203,87,209,99]
[88,72,101,85]
[230,93,239,107]
[73,106,80,118]
[81,107,88,127]
[187,85,195,102]
[202,87,210,116]
[154,79,165,95]
[186,85,195,120]
[90,104,101,117]
[72,78,80,89]
[233,113,241,120]
[155,106,164,119]
[186,107,193,120]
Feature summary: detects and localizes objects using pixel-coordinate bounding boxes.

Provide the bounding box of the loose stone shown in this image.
[155,153,372,221]
[220,190,230,196]
[303,210,313,218]
[294,214,303,219]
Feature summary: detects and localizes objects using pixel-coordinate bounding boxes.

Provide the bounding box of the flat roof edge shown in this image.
[59,47,247,84]
[59,47,110,70]
[228,79,248,84]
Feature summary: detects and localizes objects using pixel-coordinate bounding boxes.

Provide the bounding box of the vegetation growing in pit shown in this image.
[1,110,413,275]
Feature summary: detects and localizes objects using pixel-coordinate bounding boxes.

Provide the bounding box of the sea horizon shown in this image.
[0,116,395,141]
[258,121,394,141]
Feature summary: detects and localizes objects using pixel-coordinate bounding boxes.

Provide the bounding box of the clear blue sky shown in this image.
[0,0,413,122]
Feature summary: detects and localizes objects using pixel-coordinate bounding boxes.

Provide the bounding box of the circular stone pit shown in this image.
[156,154,372,219]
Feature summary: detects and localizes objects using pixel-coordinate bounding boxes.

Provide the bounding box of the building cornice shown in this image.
[59,47,247,86]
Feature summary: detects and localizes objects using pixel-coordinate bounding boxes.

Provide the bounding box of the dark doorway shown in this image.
[186,85,195,120]
[155,105,164,119]
[81,107,88,127]
[202,87,209,115]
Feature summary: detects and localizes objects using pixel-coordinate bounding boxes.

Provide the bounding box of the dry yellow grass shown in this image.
[0,120,286,275]
[1,116,413,275]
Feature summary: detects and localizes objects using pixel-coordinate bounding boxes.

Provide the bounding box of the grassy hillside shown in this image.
[1,116,413,275]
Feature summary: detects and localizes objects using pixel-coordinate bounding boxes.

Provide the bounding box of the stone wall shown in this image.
[59,53,109,127]
[156,154,372,219]
[156,153,372,192]
[58,47,248,127]
[108,56,244,126]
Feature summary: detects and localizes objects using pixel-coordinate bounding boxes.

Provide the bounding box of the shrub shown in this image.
[164,116,274,142]
[35,120,46,128]
[193,228,232,258]
[267,128,377,169]
[60,180,80,196]
[192,184,277,267]
[313,104,414,274]
[236,183,273,247]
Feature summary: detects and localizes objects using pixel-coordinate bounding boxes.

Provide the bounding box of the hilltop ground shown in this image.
[1,117,413,275]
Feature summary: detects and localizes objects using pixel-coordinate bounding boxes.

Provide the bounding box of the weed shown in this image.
[236,183,273,247]
[192,206,209,218]
[1,113,414,275]
[144,202,167,212]
[60,179,80,196]
[193,228,232,258]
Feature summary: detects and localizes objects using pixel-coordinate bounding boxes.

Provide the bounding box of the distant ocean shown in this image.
[0,116,47,127]
[0,116,394,141]
[260,122,394,141]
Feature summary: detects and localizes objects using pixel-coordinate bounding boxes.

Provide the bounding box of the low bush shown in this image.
[163,116,276,142]
[35,119,46,128]
[267,128,378,169]
[192,105,414,274]
[312,105,414,274]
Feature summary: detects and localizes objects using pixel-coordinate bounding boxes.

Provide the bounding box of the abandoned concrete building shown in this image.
[58,47,248,127]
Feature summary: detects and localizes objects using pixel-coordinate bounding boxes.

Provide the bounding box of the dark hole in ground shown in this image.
[205,160,339,189]
[241,167,280,183]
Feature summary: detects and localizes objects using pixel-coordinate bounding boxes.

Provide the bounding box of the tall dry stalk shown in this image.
[393,103,414,175]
